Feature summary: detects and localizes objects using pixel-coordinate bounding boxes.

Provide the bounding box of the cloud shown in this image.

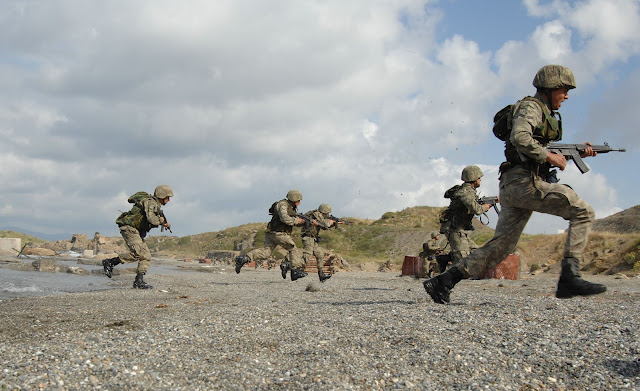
[0,0,637,239]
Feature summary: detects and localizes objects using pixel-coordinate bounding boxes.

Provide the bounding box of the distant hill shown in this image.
[0,230,48,245]
[0,226,71,241]
[593,205,640,234]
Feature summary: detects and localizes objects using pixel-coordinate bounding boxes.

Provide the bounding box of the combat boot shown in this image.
[133,273,153,289]
[556,257,606,299]
[102,257,121,278]
[290,269,308,281]
[423,266,464,304]
[235,255,250,274]
[318,271,332,283]
[280,261,290,279]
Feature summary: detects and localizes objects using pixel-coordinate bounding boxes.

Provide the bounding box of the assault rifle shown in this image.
[159,209,172,233]
[547,142,626,174]
[328,215,351,229]
[296,213,329,230]
[478,196,500,216]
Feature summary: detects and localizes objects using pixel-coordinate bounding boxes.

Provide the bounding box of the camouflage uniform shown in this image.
[440,182,485,264]
[456,93,594,277]
[245,199,303,270]
[117,196,166,274]
[103,185,173,290]
[419,233,442,277]
[424,65,605,304]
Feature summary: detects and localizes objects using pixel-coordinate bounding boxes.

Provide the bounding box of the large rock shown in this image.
[32,259,59,272]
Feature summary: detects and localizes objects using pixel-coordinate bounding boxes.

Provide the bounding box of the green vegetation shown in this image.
[0,231,48,245]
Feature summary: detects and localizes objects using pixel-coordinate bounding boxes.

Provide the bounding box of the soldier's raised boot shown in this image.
[235,255,250,274]
[318,271,332,283]
[133,273,153,289]
[423,266,464,304]
[290,269,308,281]
[556,257,606,299]
[280,261,290,279]
[102,257,121,278]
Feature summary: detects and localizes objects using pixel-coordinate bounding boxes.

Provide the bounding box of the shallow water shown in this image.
[0,257,190,301]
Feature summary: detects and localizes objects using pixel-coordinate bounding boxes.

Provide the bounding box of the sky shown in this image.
[0,0,638,240]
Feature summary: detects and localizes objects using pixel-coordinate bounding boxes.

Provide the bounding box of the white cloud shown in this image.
[0,0,637,239]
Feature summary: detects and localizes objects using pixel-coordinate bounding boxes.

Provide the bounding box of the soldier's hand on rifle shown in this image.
[311,219,319,226]
[164,221,171,230]
[297,217,304,225]
[546,150,568,170]
[481,203,491,213]
[580,142,597,158]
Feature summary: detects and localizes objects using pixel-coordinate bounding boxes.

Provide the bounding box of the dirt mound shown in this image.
[593,205,640,234]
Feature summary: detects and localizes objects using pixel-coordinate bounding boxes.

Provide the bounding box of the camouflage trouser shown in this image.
[458,175,594,278]
[302,236,328,272]
[445,230,478,265]
[118,225,151,274]
[247,231,303,270]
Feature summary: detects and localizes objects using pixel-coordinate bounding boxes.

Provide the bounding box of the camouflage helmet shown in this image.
[286,189,303,202]
[431,231,439,239]
[461,165,483,182]
[154,185,174,199]
[318,203,332,214]
[533,65,576,90]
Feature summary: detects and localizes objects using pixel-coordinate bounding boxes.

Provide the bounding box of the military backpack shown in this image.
[116,191,155,234]
[492,96,546,141]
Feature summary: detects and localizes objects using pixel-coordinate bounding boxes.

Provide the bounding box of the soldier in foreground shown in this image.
[235,190,310,281]
[439,166,492,265]
[301,203,343,282]
[424,64,606,304]
[102,185,173,289]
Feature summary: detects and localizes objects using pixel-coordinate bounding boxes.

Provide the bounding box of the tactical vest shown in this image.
[267,199,297,234]
[439,184,475,233]
[301,210,321,238]
[116,191,156,235]
[504,96,562,170]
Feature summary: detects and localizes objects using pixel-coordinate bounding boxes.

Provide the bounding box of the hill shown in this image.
[13,205,640,276]
[0,231,48,246]
[592,205,640,234]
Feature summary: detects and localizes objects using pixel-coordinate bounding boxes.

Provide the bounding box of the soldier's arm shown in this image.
[458,187,486,216]
[510,100,548,164]
[314,211,333,229]
[143,199,163,227]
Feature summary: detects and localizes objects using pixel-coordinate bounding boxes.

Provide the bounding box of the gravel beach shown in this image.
[1,263,639,390]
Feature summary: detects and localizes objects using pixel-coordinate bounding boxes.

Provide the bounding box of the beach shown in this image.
[1,259,639,390]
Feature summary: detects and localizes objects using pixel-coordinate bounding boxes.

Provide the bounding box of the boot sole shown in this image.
[556,286,607,299]
[423,280,447,305]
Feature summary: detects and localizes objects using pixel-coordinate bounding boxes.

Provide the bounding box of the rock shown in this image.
[32,259,59,272]
[24,248,57,256]
[67,267,90,275]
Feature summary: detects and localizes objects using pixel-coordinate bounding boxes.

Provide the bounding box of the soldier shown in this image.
[301,203,343,282]
[102,185,173,289]
[235,190,309,281]
[439,166,492,265]
[418,231,443,277]
[424,64,606,304]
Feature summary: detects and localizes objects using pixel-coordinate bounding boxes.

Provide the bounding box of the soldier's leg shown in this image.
[446,231,466,265]
[301,237,315,269]
[270,233,306,281]
[118,226,153,289]
[517,181,603,297]
[236,233,277,273]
